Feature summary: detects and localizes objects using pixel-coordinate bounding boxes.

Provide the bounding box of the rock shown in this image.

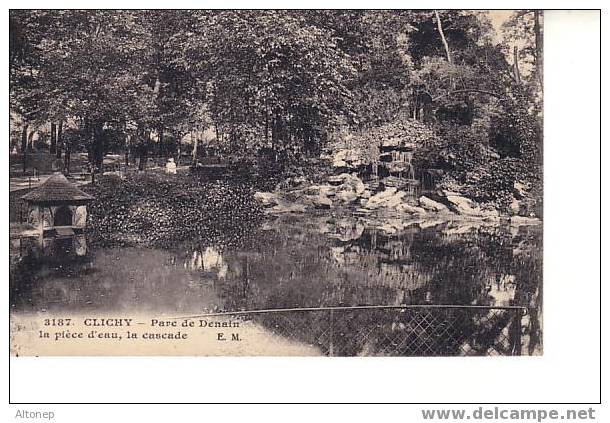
[365,187,398,209]
[381,176,403,187]
[418,220,445,229]
[378,224,398,235]
[327,173,365,195]
[395,203,411,213]
[360,190,372,199]
[480,208,500,218]
[332,148,365,170]
[328,173,351,185]
[381,138,416,150]
[383,191,407,208]
[319,185,334,196]
[336,190,358,203]
[365,189,398,209]
[294,194,315,207]
[419,196,449,213]
[312,195,333,209]
[254,192,279,207]
[333,158,348,168]
[274,176,308,191]
[510,216,541,226]
[352,179,366,195]
[445,193,483,216]
[396,203,427,215]
[293,176,308,185]
[322,174,366,203]
[269,200,307,214]
[386,161,410,173]
[513,182,528,199]
[304,184,335,198]
[510,197,521,215]
[302,185,322,195]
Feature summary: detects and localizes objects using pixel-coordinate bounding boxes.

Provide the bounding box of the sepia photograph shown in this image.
[8,9,544,357]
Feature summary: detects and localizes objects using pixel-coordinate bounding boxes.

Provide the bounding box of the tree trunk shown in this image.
[513,46,522,84]
[84,117,92,164]
[191,130,199,166]
[176,131,182,165]
[534,10,543,90]
[412,93,417,119]
[138,128,149,171]
[158,124,164,158]
[50,122,57,155]
[27,130,35,151]
[434,10,452,64]
[64,137,71,175]
[124,134,130,167]
[56,121,63,158]
[92,121,105,171]
[21,123,28,174]
[264,108,269,144]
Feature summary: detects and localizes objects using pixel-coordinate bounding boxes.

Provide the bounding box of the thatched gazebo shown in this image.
[21,172,94,254]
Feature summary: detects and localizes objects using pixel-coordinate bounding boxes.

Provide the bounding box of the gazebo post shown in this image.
[38,205,44,248]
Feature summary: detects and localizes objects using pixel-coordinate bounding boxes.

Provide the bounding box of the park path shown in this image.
[10,173,93,192]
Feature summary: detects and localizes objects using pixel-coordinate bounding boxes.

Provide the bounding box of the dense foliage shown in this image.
[84,173,264,249]
[10,10,543,215]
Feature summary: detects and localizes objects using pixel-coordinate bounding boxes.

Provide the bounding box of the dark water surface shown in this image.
[11,214,542,355]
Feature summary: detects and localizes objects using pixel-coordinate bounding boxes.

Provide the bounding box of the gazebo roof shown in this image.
[21,172,94,203]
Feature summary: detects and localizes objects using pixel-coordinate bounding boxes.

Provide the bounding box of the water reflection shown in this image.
[10,214,542,355]
[185,247,228,278]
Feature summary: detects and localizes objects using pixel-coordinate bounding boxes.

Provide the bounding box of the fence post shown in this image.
[328,309,334,357]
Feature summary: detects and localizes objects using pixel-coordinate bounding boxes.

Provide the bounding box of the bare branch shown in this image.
[432,89,505,101]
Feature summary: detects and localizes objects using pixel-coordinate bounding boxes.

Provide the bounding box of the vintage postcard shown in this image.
[9,9,543,356]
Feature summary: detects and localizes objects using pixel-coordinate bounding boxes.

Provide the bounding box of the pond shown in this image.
[10,213,542,356]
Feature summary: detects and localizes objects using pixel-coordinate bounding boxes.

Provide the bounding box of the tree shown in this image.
[502,10,543,95]
[177,10,357,161]
[9,10,47,173]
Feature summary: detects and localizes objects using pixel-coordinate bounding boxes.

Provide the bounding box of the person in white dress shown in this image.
[166,158,177,174]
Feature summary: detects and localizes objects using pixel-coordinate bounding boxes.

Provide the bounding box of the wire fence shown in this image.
[187,305,526,357]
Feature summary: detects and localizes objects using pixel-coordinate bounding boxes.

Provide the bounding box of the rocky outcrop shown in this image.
[396,203,427,215]
[510,216,541,226]
[312,195,333,209]
[419,196,449,213]
[363,187,397,209]
[443,191,499,219]
[336,190,358,204]
[327,173,365,194]
[269,200,307,214]
[513,181,529,199]
[444,192,481,216]
[509,197,521,215]
[254,191,279,207]
[332,148,366,171]
[255,174,512,221]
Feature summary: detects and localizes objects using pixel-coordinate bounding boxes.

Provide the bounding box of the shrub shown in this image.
[84,172,264,249]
